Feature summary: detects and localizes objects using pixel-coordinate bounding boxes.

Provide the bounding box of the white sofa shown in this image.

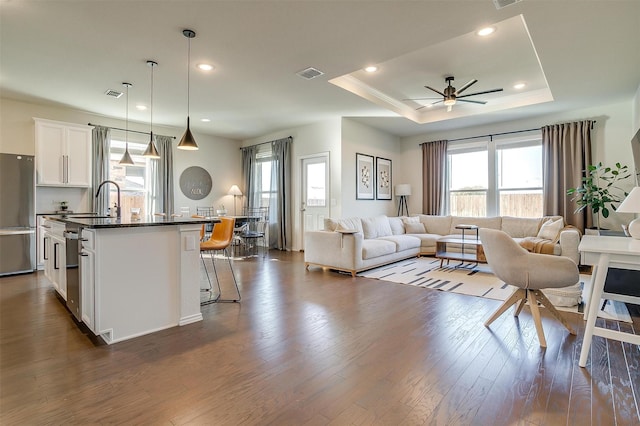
[304,214,581,277]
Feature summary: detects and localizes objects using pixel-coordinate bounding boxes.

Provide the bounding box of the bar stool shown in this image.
[200,217,240,304]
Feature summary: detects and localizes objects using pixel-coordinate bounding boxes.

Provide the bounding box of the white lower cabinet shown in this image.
[80,229,95,333]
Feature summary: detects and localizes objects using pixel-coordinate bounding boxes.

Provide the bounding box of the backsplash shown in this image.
[36,186,91,214]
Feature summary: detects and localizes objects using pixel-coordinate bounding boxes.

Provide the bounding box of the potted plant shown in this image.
[567,162,630,230]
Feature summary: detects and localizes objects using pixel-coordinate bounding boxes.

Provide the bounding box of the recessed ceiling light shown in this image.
[200,118,211,122]
[513,83,526,90]
[197,63,214,71]
[136,104,147,111]
[477,26,496,37]
[364,66,378,73]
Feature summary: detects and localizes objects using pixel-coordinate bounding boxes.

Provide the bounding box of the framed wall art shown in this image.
[356,153,374,200]
[376,157,392,200]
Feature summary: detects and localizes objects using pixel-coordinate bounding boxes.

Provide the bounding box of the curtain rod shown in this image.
[240,136,292,150]
[87,123,176,139]
[420,120,596,146]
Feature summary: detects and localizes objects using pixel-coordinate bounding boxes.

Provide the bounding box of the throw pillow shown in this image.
[537,217,564,242]
[402,216,420,225]
[404,222,426,234]
[361,215,393,239]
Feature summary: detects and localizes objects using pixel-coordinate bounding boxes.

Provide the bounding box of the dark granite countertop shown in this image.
[48,215,219,229]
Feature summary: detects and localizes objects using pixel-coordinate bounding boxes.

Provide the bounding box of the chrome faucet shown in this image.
[95,180,121,219]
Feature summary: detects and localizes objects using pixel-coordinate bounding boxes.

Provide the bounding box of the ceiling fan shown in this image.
[405,76,503,112]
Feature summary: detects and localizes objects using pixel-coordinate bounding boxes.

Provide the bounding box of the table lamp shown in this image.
[228,185,243,216]
[395,184,411,216]
[616,186,640,239]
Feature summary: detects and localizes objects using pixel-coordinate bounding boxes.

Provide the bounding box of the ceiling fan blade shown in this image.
[424,85,446,97]
[402,97,442,101]
[457,88,503,98]
[415,99,443,110]
[455,79,477,96]
[458,99,487,105]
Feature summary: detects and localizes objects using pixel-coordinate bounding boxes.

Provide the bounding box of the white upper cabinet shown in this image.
[34,118,92,187]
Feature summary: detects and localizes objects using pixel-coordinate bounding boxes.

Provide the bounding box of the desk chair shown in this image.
[200,217,240,303]
[479,228,579,348]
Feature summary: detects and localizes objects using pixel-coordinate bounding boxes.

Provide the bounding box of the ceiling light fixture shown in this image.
[119,82,134,165]
[364,66,378,73]
[143,60,160,158]
[178,29,199,151]
[200,118,211,122]
[477,26,496,37]
[197,63,213,71]
[513,82,526,90]
[136,104,147,111]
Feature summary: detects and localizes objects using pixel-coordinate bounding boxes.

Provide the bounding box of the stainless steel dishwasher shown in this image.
[63,223,82,321]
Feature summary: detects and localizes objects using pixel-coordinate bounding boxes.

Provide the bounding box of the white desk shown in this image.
[578,235,640,367]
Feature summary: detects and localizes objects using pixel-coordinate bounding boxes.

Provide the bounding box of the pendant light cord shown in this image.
[150,62,154,136]
[187,35,190,118]
[125,84,129,148]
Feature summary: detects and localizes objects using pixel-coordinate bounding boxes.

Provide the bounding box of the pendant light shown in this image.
[119,82,135,165]
[177,29,198,150]
[143,60,160,158]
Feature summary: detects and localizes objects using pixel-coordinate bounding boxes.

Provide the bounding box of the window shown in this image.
[254,146,275,209]
[108,139,151,216]
[447,133,542,217]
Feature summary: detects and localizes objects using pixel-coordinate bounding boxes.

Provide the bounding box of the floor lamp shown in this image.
[395,184,411,217]
[228,185,243,216]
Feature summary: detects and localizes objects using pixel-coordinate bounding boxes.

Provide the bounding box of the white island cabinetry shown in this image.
[43,220,67,300]
[77,221,204,344]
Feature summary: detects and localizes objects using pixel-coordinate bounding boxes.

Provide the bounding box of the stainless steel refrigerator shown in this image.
[0,153,36,276]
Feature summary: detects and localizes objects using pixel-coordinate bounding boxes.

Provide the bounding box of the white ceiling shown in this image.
[1,1,639,141]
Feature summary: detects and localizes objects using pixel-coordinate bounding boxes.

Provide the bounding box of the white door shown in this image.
[301,154,329,250]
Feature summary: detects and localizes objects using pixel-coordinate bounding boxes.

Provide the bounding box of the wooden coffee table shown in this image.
[435,237,486,268]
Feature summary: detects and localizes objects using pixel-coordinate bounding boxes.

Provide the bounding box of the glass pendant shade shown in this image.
[178,29,198,150]
[119,82,135,165]
[143,60,160,159]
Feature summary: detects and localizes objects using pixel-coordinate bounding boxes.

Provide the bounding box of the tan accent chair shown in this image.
[479,228,578,347]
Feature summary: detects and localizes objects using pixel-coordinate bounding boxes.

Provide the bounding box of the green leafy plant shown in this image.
[567,162,630,229]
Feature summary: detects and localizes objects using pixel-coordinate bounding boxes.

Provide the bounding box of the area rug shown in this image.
[359,257,632,322]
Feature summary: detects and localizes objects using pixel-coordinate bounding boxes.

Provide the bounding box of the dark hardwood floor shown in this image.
[1,251,639,425]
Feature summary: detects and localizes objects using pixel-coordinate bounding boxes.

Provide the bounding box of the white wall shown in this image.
[0,97,241,215]
[633,83,640,133]
[341,119,402,217]
[400,99,635,230]
[243,118,341,251]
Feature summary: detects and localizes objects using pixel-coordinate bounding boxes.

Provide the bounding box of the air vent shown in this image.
[296,67,324,80]
[104,89,123,98]
[493,0,522,9]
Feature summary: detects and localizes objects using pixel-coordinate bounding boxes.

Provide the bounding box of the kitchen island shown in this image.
[47,215,217,344]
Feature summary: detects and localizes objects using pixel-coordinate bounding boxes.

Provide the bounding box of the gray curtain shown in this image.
[241,145,258,209]
[149,134,174,216]
[91,126,111,214]
[271,137,292,250]
[421,140,448,215]
[542,120,593,231]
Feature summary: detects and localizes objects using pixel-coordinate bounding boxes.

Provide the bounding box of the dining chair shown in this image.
[239,206,269,257]
[200,217,240,303]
